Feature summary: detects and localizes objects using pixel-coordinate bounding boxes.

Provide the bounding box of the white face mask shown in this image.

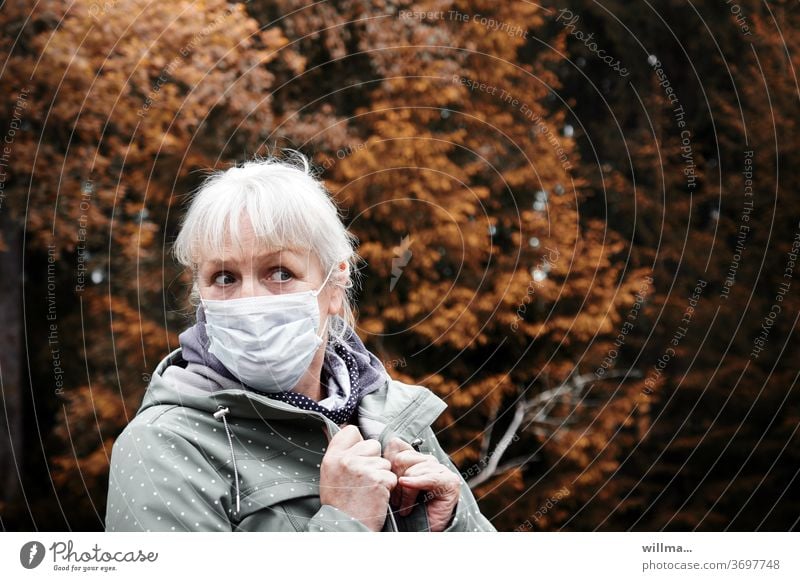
[201,265,336,394]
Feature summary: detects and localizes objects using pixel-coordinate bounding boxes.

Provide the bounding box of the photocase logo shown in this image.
[19,541,46,569]
[389,235,414,292]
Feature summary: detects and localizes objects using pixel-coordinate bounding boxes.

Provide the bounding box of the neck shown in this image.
[290,331,328,402]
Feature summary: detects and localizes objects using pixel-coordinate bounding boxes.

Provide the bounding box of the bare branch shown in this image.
[479,405,499,460]
[466,369,640,489]
[468,400,525,487]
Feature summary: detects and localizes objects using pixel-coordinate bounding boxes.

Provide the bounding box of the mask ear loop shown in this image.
[312,263,340,342]
[311,263,338,298]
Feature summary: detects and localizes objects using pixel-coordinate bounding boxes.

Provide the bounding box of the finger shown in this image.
[383,436,414,459]
[391,450,434,476]
[327,424,363,450]
[387,452,437,518]
[398,468,456,491]
[363,455,392,472]
[382,437,414,470]
[377,469,398,491]
[344,454,391,474]
[398,484,420,517]
[390,477,410,510]
[349,438,383,457]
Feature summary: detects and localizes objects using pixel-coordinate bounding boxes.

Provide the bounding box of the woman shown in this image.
[105,153,496,532]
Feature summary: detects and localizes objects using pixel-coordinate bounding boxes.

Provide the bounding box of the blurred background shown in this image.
[0,0,798,532]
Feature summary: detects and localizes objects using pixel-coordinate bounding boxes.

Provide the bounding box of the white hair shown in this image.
[172,151,361,344]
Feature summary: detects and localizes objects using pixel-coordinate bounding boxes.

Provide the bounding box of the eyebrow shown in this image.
[201,248,301,267]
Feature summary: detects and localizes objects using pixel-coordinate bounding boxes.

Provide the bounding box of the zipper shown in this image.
[410,437,431,532]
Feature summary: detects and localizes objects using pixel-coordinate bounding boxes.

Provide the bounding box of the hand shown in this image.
[383,436,461,532]
[319,425,397,532]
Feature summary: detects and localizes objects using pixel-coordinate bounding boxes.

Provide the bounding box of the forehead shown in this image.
[198,245,311,266]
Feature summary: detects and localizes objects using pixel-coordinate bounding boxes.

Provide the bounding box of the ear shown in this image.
[325,261,348,317]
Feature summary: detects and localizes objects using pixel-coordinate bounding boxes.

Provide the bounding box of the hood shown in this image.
[136,344,448,521]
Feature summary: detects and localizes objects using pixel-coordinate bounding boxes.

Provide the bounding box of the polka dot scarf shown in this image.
[262,338,362,425]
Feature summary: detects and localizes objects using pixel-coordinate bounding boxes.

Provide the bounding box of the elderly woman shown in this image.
[105,153,496,532]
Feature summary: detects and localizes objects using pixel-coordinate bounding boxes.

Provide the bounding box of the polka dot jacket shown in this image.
[104,347,497,532]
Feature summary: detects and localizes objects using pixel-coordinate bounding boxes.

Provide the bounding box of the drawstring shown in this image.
[213,405,240,514]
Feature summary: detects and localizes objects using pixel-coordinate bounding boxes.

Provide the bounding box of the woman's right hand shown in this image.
[319,425,397,531]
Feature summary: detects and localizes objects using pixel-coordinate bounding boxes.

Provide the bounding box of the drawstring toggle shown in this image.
[214,405,241,515]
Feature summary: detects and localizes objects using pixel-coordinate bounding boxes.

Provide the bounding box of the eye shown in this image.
[212,271,237,286]
[267,267,294,283]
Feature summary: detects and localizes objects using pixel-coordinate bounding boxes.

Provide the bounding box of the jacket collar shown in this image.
[139,347,447,445]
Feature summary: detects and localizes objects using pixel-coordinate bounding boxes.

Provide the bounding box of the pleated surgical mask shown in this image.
[201,265,336,393]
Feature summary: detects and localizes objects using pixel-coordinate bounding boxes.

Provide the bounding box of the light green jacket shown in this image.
[105,348,496,532]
